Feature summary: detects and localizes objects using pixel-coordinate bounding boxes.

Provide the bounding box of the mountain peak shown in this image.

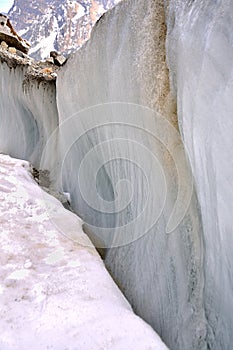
[8,0,120,59]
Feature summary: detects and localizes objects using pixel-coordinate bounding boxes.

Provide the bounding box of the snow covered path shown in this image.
[0,154,167,350]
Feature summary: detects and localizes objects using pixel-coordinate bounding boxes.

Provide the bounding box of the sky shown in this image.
[0,0,14,13]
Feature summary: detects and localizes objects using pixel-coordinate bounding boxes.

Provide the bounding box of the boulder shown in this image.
[46,57,54,64]
[0,13,30,54]
[54,54,67,66]
[0,40,8,50]
[50,51,67,66]
[8,47,17,55]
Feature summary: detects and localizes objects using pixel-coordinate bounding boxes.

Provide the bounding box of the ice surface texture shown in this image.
[166,0,233,348]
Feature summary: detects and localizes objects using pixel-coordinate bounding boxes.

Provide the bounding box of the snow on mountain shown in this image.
[8,0,121,59]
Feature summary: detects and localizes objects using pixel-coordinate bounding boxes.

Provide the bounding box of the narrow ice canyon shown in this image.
[0,1,232,349]
[0,154,167,349]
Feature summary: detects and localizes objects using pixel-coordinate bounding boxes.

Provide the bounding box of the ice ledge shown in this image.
[0,154,167,350]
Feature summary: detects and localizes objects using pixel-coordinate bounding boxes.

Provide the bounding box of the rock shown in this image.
[41,67,53,74]
[54,54,67,66]
[50,51,66,66]
[0,14,10,35]
[0,14,30,54]
[0,41,8,50]
[15,49,27,58]
[0,32,30,54]
[46,57,54,64]
[8,47,17,55]
[50,50,59,58]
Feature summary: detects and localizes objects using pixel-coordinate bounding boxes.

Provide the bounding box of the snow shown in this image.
[70,2,86,22]
[0,154,168,350]
[18,28,29,37]
[29,17,58,59]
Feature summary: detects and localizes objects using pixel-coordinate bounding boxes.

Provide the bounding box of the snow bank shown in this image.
[0,154,167,350]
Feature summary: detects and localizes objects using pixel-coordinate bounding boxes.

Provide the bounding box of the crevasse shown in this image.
[0,1,206,349]
[0,0,232,349]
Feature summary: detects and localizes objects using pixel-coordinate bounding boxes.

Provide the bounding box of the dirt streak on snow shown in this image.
[0,154,168,350]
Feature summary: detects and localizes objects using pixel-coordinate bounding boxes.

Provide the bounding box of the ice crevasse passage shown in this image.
[0,154,167,350]
[0,0,233,350]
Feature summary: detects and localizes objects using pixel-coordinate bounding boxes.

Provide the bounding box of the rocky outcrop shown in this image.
[50,50,67,66]
[0,46,61,82]
[0,13,30,53]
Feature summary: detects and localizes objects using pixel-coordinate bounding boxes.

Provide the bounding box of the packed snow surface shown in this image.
[0,154,168,350]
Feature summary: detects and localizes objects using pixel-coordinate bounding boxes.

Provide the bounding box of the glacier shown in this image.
[0,154,167,350]
[0,0,232,349]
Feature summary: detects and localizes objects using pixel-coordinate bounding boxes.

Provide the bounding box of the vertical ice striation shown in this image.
[55,1,207,349]
[0,58,59,169]
[166,0,233,348]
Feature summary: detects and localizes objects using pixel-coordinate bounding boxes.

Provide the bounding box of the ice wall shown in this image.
[165,0,233,348]
[0,58,59,170]
[55,1,206,349]
[1,0,226,349]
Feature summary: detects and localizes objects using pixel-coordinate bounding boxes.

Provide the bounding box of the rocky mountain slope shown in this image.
[8,0,120,59]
